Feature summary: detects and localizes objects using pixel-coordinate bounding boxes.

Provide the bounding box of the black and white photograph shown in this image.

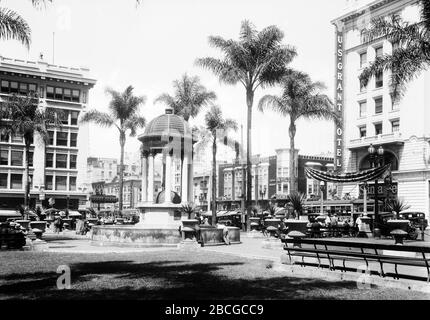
[0,0,430,313]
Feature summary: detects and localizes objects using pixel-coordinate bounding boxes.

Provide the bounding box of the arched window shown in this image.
[359,151,399,171]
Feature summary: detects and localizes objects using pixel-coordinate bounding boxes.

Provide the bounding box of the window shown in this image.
[48,131,54,145]
[69,176,76,191]
[375,72,383,88]
[359,126,367,138]
[10,174,22,189]
[55,87,63,100]
[46,86,54,99]
[375,97,383,114]
[58,110,69,125]
[11,150,23,166]
[359,101,367,117]
[71,111,79,125]
[28,84,36,93]
[374,123,383,135]
[19,83,27,95]
[359,52,367,68]
[375,46,383,58]
[360,29,369,44]
[69,154,77,169]
[46,153,54,168]
[391,119,400,132]
[63,88,72,101]
[0,133,9,142]
[10,81,18,93]
[0,150,8,165]
[72,90,80,102]
[56,132,68,146]
[11,134,23,143]
[0,173,7,188]
[56,153,68,168]
[70,132,78,147]
[28,151,33,167]
[45,175,53,190]
[55,176,67,191]
[1,80,9,93]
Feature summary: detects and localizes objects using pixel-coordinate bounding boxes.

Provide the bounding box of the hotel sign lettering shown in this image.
[334,28,344,172]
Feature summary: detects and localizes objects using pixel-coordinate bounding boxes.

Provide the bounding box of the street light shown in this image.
[367,144,385,229]
[320,181,325,214]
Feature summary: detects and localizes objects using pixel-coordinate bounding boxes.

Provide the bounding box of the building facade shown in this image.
[332,0,430,215]
[0,56,96,210]
[87,157,118,183]
[217,150,334,208]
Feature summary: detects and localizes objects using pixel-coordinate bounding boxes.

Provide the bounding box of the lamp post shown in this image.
[259,186,267,207]
[320,181,325,215]
[367,144,384,230]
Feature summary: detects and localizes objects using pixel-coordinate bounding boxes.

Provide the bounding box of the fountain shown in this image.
[91,107,196,247]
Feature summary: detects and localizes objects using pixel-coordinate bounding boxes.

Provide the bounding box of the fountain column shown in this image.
[141,153,148,202]
[181,155,188,203]
[147,152,154,203]
[165,152,172,204]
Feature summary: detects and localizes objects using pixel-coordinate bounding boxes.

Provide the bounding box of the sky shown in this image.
[1,0,346,161]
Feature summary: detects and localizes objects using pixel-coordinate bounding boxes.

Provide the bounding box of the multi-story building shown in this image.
[87,157,118,183]
[217,150,334,209]
[102,173,162,209]
[0,56,96,210]
[332,0,430,215]
[193,171,210,208]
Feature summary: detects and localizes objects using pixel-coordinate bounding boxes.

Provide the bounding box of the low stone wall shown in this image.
[200,226,241,246]
[91,226,181,247]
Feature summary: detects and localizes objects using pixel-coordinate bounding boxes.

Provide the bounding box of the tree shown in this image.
[195,106,238,226]
[80,86,146,213]
[196,20,296,229]
[0,93,62,209]
[359,0,430,101]
[258,70,338,193]
[286,192,306,220]
[387,197,410,219]
[154,74,216,122]
[181,202,196,220]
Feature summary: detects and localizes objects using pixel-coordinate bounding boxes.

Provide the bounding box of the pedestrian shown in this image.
[54,215,63,234]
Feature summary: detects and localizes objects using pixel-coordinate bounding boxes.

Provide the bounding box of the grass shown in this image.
[0,249,429,300]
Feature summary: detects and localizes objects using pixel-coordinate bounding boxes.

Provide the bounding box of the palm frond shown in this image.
[195,57,243,85]
[0,8,31,48]
[79,110,115,128]
[123,115,146,137]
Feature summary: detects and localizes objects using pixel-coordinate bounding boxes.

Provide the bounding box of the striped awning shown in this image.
[305,164,390,183]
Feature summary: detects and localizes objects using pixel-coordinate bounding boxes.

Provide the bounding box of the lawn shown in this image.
[0,249,429,300]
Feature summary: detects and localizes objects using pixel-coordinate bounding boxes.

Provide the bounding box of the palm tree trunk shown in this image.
[246,87,254,231]
[24,139,31,210]
[119,132,126,213]
[289,117,297,195]
[211,133,217,226]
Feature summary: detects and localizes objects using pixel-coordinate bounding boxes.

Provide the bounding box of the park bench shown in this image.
[281,238,430,283]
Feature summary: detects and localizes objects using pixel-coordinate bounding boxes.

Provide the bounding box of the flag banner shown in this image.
[305,164,390,183]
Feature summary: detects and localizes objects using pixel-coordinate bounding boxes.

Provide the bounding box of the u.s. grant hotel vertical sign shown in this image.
[333,21,345,173]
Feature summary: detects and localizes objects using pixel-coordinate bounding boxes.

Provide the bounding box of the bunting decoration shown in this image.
[305,164,391,183]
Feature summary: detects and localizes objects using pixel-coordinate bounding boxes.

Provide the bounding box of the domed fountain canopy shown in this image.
[139,107,195,154]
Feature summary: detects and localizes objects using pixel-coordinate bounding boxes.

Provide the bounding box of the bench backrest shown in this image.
[282,238,430,254]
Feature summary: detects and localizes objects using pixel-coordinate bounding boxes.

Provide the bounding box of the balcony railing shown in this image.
[348,132,403,149]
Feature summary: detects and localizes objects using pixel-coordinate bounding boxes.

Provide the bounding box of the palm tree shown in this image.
[286,192,306,220]
[196,20,296,228]
[195,106,239,226]
[359,0,430,101]
[258,70,338,194]
[0,0,53,48]
[387,197,410,219]
[154,74,216,122]
[181,202,196,220]
[0,93,62,209]
[80,86,146,213]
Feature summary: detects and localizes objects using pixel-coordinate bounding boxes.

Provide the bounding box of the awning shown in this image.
[305,164,390,183]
